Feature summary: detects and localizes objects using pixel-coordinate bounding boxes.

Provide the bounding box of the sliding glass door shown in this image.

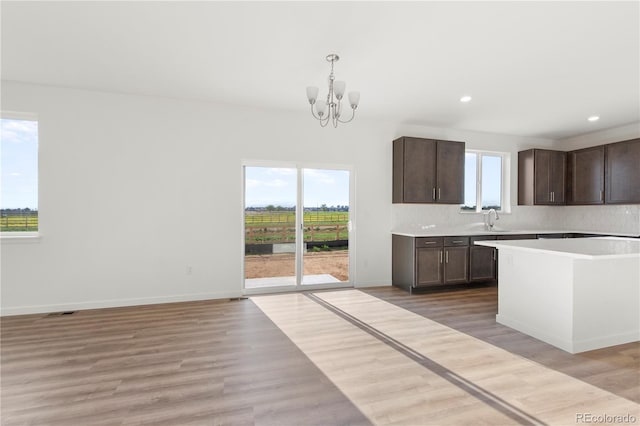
[243,164,352,292]
[302,169,350,285]
[244,167,297,289]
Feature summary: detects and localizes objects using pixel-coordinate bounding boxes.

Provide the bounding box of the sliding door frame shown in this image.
[241,160,356,295]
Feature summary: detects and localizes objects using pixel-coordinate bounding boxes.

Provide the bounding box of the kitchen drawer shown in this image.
[444,236,469,246]
[415,237,443,248]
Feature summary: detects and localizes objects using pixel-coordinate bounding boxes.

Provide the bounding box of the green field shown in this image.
[1,214,38,232]
[245,210,348,244]
[0,211,346,241]
[245,211,348,226]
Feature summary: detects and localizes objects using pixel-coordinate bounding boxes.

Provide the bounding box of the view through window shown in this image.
[462,151,504,212]
[244,166,350,289]
[1,117,38,232]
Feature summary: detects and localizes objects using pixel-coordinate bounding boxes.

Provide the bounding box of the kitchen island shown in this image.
[476,237,640,353]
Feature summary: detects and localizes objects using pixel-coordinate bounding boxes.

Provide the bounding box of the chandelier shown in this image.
[306,54,360,127]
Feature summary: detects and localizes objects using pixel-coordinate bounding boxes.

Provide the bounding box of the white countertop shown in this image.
[391,226,638,238]
[476,237,640,259]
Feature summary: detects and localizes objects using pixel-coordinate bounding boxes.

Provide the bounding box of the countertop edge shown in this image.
[391,230,639,238]
[475,239,640,260]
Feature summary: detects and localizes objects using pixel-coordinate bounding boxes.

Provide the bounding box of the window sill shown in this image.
[1,232,41,242]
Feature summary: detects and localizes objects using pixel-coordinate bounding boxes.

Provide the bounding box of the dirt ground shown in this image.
[245,251,349,281]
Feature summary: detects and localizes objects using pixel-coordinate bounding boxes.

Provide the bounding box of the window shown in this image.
[1,115,39,233]
[462,150,508,212]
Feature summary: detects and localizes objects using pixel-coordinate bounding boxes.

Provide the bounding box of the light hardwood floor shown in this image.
[363,285,640,404]
[1,298,369,425]
[2,285,638,425]
[254,289,639,425]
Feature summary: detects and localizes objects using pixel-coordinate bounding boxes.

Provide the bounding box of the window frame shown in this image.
[1,111,40,238]
[461,149,511,214]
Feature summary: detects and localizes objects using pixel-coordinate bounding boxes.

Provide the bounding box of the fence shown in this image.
[1,213,39,232]
[245,211,348,225]
[244,210,348,244]
[245,224,348,245]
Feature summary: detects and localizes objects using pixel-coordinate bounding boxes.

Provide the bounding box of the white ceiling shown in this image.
[2,1,639,139]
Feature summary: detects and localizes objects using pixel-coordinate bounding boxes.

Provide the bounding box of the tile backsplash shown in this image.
[391,204,640,236]
[556,205,640,235]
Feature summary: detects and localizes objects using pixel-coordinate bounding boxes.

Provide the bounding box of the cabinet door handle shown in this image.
[493,250,496,261]
[600,190,603,202]
[439,251,443,263]
[423,241,436,245]
[432,188,436,200]
[452,240,464,244]
[550,191,554,202]
[445,250,449,263]
[438,188,441,200]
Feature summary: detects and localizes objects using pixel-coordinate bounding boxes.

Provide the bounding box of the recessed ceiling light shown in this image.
[460,96,472,103]
[588,115,600,122]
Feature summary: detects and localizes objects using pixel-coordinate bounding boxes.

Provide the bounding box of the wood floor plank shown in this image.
[252,293,518,425]
[362,285,640,404]
[308,289,639,425]
[2,284,638,425]
[1,298,370,425]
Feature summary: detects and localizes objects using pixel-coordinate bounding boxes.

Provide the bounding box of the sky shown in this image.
[464,152,502,209]
[245,167,350,208]
[1,118,38,209]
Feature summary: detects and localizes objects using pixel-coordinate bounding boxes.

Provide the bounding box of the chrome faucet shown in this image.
[485,208,500,230]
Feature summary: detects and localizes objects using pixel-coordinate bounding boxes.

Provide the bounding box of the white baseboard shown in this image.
[496,314,639,354]
[572,331,640,353]
[496,313,574,353]
[0,291,243,316]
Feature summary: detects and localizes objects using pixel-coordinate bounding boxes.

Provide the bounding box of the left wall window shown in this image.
[1,115,38,233]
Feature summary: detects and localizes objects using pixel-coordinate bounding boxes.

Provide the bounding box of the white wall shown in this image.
[1,81,638,315]
[558,122,640,151]
[1,81,399,315]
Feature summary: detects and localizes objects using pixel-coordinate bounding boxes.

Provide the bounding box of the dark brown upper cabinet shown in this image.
[567,145,605,205]
[605,138,640,204]
[518,149,566,205]
[393,137,465,204]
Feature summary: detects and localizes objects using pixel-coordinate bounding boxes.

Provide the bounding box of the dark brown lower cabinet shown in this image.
[393,232,621,293]
[392,235,471,292]
[443,246,469,284]
[416,247,443,286]
[469,246,496,281]
[469,235,497,282]
[415,242,468,287]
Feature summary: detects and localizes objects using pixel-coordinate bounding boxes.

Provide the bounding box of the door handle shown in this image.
[432,188,436,200]
[439,251,443,263]
[438,188,441,200]
[445,250,449,263]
